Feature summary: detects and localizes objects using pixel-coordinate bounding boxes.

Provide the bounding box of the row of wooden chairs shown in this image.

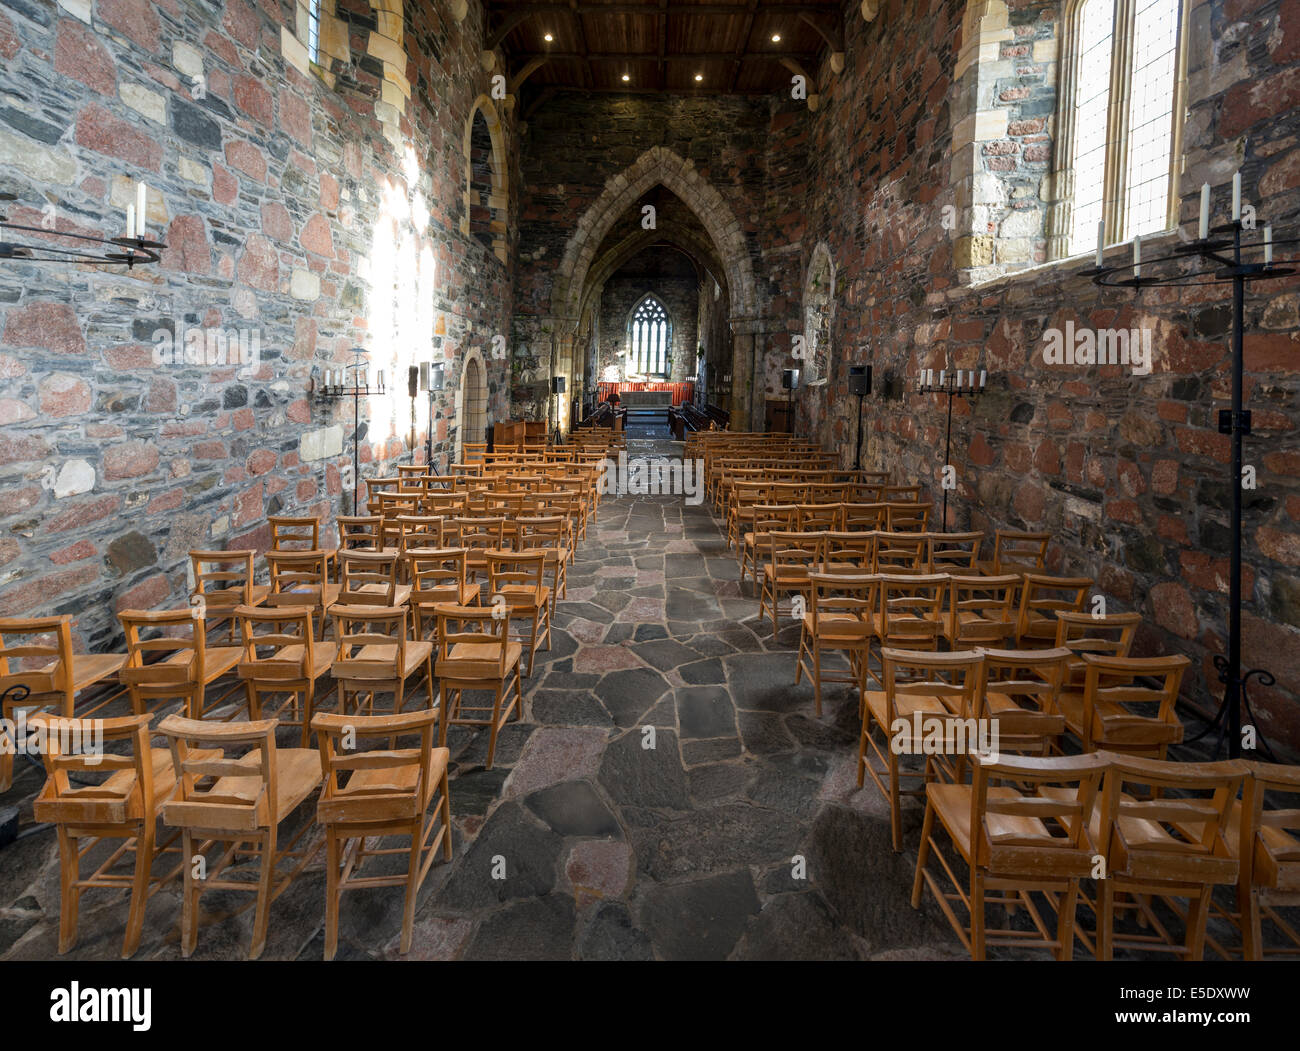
[30,705,452,960]
[910,748,1300,962]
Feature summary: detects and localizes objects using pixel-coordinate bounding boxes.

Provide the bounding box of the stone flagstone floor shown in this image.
[0,438,970,961]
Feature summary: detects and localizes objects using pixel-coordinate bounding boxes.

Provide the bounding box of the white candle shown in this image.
[979,369,987,388]
[938,369,946,387]
[125,204,136,240]
[1199,183,1210,240]
[1133,233,1141,277]
[377,369,384,390]
[1264,223,1273,265]
[1232,172,1241,221]
[1096,219,1105,268]
[136,182,147,237]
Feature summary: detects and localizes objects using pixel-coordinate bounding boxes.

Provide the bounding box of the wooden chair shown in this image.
[311,709,452,960]
[407,548,478,638]
[265,549,339,641]
[874,531,929,574]
[433,604,523,769]
[796,572,877,717]
[334,549,412,610]
[870,574,949,687]
[883,485,922,502]
[234,604,335,747]
[330,605,433,716]
[927,531,982,573]
[976,647,1070,757]
[1053,609,1140,698]
[420,491,468,518]
[822,530,875,576]
[859,648,984,850]
[1231,761,1300,960]
[1063,653,1189,758]
[1015,573,1092,647]
[463,441,487,463]
[0,615,126,792]
[516,515,569,616]
[796,502,841,532]
[886,502,932,532]
[269,515,335,581]
[449,516,507,585]
[911,751,1108,960]
[1091,753,1247,961]
[978,529,1051,576]
[189,549,270,641]
[158,714,323,959]
[336,514,385,554]
[29,712,194,957]
[118,609,244,720]
[740,503,798,585]
[943,574,1019,648]
[486,549,551,676]
[842,502,888,532]
[757,530,826,635]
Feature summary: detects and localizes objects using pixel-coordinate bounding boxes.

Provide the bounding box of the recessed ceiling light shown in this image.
[622,72,630,81]
[694,73,703,81]
[544,32,553,42]
[771,33,781,42]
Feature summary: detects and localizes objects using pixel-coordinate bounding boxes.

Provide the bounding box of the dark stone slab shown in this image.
[637,870,761,961]
[687,762,751,803]
[463,895,576,961]
[734,891,866,961]
[679,657,726,685]
[525,781,622,838]
[529,689,614,727]
[435,802,563,910]
[666,587,721,621]
[737,710,796,754]
[632,638,701,671]
[633,623,669,642]
[725,652,813,713]
[447,766,510,816]
[577,901,654,961]
[674,686,737,739]
[630,802,802,882]
[594,667,670,728]
[597,728,689,810]
[681,737,743,765]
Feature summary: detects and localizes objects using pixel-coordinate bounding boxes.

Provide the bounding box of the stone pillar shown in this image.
[728,318,758,431]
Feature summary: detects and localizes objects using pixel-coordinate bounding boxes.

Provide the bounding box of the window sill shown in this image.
[962,226,1184,292]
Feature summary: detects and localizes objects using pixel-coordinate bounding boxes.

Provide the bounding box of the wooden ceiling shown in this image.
[486,1,846,95]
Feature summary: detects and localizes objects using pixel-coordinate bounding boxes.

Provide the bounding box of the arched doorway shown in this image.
[460,354,487,456]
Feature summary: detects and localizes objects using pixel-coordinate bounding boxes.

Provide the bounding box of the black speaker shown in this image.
[552,376,566,394]
[419,363,444,392]
[848,365,872,396]
[408,365,419,398]
[782,368,800,391]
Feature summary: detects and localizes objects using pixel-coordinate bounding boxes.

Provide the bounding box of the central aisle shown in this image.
[392,449,966,961]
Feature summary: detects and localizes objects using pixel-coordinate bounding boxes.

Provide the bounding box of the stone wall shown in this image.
[0,0,515,651]
[799,0,1300,749]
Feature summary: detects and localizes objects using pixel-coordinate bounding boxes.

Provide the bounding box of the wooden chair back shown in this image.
[331,605,410,684]
[822,531,875,573]
[992,529,1051,574]
[1016,573,1093,646]
[30,712,155,826]
[337,515,383,552]
[946,573,1019,646]
[433,604,512,680]
[312,708,440,824]
[1080,653,1189,755]
[886,502,932,532]
[268,516,321,551]
[118,609,208,707]
[927,531,982,572]
[190,549,259,622]
[337,549,402,606]
[158,714,281,833]
[877,573,949,648]
[0,614,74,705]
[883,485,922,502]
[874,531,928,573]
[975,647,1070,755]
[234,604,316,685]
[266,549,331,606]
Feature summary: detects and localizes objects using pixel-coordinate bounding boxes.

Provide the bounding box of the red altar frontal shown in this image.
[597,381,695,406]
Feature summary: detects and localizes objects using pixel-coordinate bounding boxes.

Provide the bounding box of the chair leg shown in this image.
[1185,886,1212,962]
[56,827,80,954]
[249,830,275,960]
[911,799,934,908]
[181,830,199,958]
[970,870,987,961]
[812,645,823,717]
[888,753,902,852]
[324,830,341,961]
[1239,881,1262,961]
[485,683,504,770]
[1097,881,1115,961]
[1055,881,1079,961]
[400,820,422,955]
[440,771,454,860]
[121,825,154,958]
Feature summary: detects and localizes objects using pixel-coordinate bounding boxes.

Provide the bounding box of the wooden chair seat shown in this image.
[267,644,335,680]
[160,645,243,685]
[414,582,480,606]
[206,583,272,607]
[42,652,128,694]
[1056,692,1185,748]
[863,689,952,749]
[339,582,412,606]
[926,783,1069,867]
[271,582,342,606]
[349,640,435,679]
[33,746,220,827]
[444,640,523,676]
[174,747,321,829]
[498,583,551,607]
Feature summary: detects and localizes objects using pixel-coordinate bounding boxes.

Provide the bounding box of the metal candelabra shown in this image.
[317,349,387,513]
[916,368,988,532]
[1080,218,1295,760]
[0,192,165,268]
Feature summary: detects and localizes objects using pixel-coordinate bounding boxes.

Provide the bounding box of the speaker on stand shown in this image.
[848,365,872,471]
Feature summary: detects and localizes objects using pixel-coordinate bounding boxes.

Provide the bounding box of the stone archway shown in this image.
[551,146,756,324]
[461,95,508,264]
[454,347,489,458]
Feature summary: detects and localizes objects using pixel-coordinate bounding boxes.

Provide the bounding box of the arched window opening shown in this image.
[1063,0,1185,258]
[626,295,671,378]
[468,110,495,249]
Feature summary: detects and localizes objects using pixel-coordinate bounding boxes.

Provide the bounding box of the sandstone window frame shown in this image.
[461,96,509,265]
[1047,0,1191,261]
[282,0,350,88]
[801,241,834,388]
[625,294,672,379]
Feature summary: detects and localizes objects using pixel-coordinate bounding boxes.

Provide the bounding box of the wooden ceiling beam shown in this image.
[730,0,758,93]
[511,50,823,63]
[568,0,595,88]
[657,0,668,89]
[486,9,538,50]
